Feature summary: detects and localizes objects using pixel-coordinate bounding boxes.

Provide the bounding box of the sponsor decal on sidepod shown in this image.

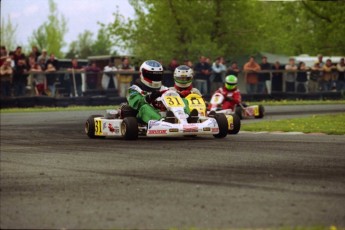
[183,125,198,133]
[147,130,167,135]
[108,123,120,133]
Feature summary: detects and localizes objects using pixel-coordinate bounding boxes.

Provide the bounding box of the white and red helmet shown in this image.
[140,60,164,89]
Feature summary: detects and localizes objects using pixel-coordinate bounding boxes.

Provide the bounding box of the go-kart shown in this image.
[209,92,264,120]
[184,93,241,134]
[85,90,228,140]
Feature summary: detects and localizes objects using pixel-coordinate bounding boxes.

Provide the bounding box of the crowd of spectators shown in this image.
[1,45,344,99]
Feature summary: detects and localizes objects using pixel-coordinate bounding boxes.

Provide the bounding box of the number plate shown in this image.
[254,106,259,116]
[164,96,185,107]
[94,118,103,135]
[187,96,206,116]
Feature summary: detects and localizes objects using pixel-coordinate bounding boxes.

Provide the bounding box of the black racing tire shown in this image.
[213,113,228,138]
[228,113,241,135]
[85,115,104,138]
[255,105,265,119]
[235,106,243,120]
[120,103,138,118]
[121,117,139,140]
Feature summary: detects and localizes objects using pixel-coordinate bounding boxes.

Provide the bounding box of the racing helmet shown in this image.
[140,60,164,88]
[225,75,237,91]
[174,65,194,88]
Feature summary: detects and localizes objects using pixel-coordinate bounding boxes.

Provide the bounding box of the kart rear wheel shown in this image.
[120,103,138,118]
[213,113,228,138]
[235,106,243,119]
[121,117,138,140]
[255,105,265,119]
[85,115,104,138]
[228,113,241,135]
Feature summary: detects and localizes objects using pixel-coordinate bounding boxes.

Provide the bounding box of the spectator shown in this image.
[117,57,134,97]
[243,56,261,94]
[85,62,101,90]
[102,58,118,90]
[336,58,345,92]
[258,56,271,94]
[8,51,15,68]
[165,58,179,87]
[271,61,284,92]
[44,53,59,96]
[29,46,41,62]
[194,55,211,95]
[284,58,297,92]
[317,54,324,68]
[12,46,26,66]
[320,59,336,91]
[210,56,226,93]
[0,58,13,97]
[67,58,84,97]
[0,46,8,67]
[309,62,321,93]
[29,59,46,96]
[45,63,58,97]
[226,61,240,77]
[184,59,194,68]
[296,61,309,93]
[13,57,29,96]
[45,53,59,70]
[38,49,49,63]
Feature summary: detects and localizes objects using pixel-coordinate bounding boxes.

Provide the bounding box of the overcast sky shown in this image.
[1,0,134,52]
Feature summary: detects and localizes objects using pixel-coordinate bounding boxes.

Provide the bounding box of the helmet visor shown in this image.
[142,69,163,81]
[176,75,193,82]
[225,82,236,90]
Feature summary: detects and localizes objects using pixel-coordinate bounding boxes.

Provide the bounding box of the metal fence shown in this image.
[1,69,343,99]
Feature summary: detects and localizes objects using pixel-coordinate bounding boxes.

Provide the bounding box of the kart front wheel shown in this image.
[213,113,228,138]
[235,106,243,119]
[85,115,104,138]
[228,114,241,135]
[121,117,138,140]
[255,105,265,119]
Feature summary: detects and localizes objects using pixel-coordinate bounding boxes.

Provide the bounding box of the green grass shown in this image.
[253,99,345,106]
[242,113,345,135]
[1,100,344,113]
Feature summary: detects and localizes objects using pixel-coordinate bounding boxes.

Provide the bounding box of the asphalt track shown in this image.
[1,105,345,229]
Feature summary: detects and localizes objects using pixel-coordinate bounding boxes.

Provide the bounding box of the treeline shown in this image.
[2,0,344,62]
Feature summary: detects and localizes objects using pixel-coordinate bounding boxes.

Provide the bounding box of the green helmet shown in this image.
[225,75,238,91]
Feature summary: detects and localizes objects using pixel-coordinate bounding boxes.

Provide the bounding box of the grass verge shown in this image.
[242,113,345,135]
[252,99,345,106]
[1,100,344,113]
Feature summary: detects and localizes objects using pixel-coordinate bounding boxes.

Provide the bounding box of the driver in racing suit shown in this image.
[208,75,242,111]
[169,65,202,122]
[127,60,197,124]
[169,65,202,98]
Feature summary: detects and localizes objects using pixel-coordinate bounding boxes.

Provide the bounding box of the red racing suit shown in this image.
[209,87,241,110]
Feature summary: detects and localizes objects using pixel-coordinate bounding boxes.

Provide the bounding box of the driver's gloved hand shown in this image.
[224,96,233,102]
[146,91,162,103]
[179,90,190,98]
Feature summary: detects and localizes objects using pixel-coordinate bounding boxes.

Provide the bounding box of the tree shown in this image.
[0,15,18,51]
[65,27,117,59]
[92,26,117,56]
[107,0,263,63]
[28,25,48,51]
[28,0,67,57]
[106,0,344,63]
